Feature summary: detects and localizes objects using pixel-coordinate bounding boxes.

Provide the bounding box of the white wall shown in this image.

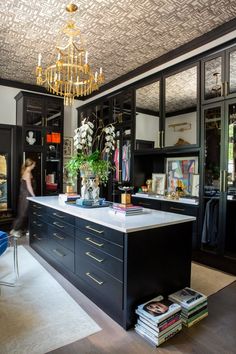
[0,85,80,138]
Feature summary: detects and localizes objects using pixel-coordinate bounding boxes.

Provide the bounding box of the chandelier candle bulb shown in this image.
[85,51,88,64]
[38,53,42,66]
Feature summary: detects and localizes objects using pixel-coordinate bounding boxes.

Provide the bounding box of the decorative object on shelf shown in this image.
[146,179,152,193]
[152,173,166,195]
[66,115,115,203]
[35,3,104,106]
[63,137,73,157]
[168,122,192,132]
[26,131,36,145]
[118,186,133,205]
[166,156,198,195]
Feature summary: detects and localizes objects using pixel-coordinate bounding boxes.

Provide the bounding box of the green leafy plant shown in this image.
[65,116,115,185]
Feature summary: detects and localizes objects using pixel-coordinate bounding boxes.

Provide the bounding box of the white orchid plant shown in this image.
[66,116,115,185]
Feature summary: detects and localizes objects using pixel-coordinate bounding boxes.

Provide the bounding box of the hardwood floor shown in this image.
[24,244,236,354]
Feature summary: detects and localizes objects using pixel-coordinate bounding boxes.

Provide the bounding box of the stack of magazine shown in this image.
[168,287,208,327]
[111,203,143,216]
[135,295,182,347]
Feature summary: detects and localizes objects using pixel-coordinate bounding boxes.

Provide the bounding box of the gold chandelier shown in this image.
[36,3,104,106]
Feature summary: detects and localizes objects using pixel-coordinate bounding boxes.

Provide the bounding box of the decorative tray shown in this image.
[65,201,111,208]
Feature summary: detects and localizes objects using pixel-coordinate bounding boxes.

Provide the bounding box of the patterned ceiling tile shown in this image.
[0,0,236,99]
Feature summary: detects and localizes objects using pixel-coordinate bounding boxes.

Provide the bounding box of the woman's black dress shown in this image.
[13,179,31,232]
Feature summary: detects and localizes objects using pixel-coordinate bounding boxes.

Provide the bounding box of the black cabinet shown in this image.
[132,196,199,249]
[77,90,135,202]
[29,202,75,273]
[198,99,236,272]
[15,91,64,196]
[29,200,193,329]
[0,125,17,230]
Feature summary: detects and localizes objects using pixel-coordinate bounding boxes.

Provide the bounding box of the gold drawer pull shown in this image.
[170,207,185,212]
[53,232,65,240]
[53,221,64,228]
[33,233,42,240]
[53,212,64,218]
[85,251,104,263]
[33,204,42,209]
[86,225,104,234]
[140,202,151,206]
[33,221,42,227]
[33,211,42,217]
[85,237,104,247]
[52,249,65,257]
[86,272,104,285]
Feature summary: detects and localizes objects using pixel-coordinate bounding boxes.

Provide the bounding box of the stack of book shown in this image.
[58,193,80,204]
[168,287,208,327]
[135,295,182,347]
[111,203,143,216]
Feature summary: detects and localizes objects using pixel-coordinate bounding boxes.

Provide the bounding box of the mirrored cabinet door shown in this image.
[164,65,198,148]
[45,99,63,128]
[135,80,160,150]
[25,96,44,126]
[202,53,224,102]
[226,46,236,98]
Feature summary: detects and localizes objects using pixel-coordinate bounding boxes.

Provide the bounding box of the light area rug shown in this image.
[191,262,236,296]
[0,246,101,354]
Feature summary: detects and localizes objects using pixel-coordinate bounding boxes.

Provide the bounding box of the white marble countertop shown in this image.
[28,196,196,233]
[132,193,199,205]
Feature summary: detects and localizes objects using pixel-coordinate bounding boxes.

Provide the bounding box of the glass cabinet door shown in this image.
[226,46,236,98]
[25,97,44,126]
[224,100,236,258]
[44,131,62,195]
[201,104,224,253]
[164,65,198,148]
[135,80,160,150]
[202,53,224,103]
[45,99,63,128]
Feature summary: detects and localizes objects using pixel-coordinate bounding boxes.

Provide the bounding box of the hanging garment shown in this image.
[122,142,131,181]
[113,147,119,181]
[201,198,219,246]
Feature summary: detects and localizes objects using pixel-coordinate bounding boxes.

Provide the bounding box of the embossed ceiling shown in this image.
[1,0,236,98]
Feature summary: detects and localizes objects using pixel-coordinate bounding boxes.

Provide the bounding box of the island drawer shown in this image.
[75,257,122,310]
[76,238,123,281]
[47,208,75,226]
[30,207,48,222]
[47,216,75,236]
[76,219,123,247]
[48,225,75,252]
[30,224,51,251]
[132,197,161,210]
[161,202,198,216]
[47,240,75,273]
[76,229,123,260]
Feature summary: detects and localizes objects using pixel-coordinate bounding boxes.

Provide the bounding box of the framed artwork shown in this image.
[63,137,73,157]
[152,173,166,195]
[166,156,198,194]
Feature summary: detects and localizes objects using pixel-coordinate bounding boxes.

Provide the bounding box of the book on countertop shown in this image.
[58,193,80,202]
[136,296,182,324]
[168,287,207,310]
[112,203,143,211]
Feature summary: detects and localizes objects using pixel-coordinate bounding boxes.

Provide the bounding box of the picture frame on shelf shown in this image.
[166,156,198,194]
[63,137,73,157]
[152,173,166,195]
